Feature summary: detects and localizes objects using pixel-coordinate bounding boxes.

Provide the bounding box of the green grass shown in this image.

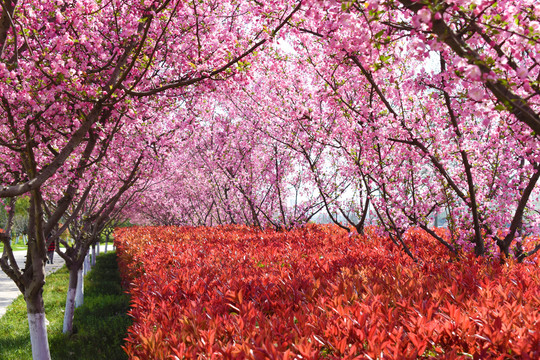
[0,243,70,252]
[0,242,28,251]
[0,252,131,360]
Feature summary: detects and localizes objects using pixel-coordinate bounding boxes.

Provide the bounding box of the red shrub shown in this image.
[115,225,540,359]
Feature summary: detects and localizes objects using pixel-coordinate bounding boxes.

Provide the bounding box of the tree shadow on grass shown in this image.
[0,333,32,360]
[50,252,132,360]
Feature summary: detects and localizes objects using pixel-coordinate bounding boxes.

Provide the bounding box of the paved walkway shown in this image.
[0,250,65,318]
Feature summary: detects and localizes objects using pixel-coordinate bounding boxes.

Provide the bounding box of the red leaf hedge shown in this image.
[115,225,540,359]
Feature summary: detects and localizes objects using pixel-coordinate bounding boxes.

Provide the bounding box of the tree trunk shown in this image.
[97,241,100,256]
[84,252,90,274]
[474,237,485,257]
[91,244,96,266]
[497,239,510,259]
[75,267,84,308]
[105,234,108,253]
[26,291,51,360]
[62,267,79,334]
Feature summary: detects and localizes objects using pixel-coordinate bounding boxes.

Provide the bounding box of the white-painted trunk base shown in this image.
[84,253,90,275]
[91,245,96,266]
[75,268,84,308]
[63,287,77,333]
[27,312,51,360]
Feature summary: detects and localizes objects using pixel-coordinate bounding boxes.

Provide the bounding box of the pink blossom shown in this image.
[417,8,431,23]
[464,65,482,81]
[516,67,529,80]
[469,86,486,101]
